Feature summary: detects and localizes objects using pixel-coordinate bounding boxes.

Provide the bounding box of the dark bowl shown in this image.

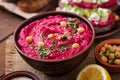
[1,71,39,80]
[14,11,95,75]
[95,39,120,72]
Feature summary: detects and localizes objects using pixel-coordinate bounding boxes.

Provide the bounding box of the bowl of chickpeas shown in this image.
[95,39,120,72]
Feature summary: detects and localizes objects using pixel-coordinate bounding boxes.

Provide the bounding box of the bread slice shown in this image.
[94,21,115,34]
[56,6,115,34]
[59,0,118,12]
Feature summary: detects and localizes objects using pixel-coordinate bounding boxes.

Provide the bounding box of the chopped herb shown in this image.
[59,45,66,51]
[74,18,79,22]
[74,6,80,11]
[97,9,103,16]
[61,36,68,41]
[109,59,115,64]
[67,19,72,24]
[108,50,114,53]
[84,9,90,17]
[72,24,78,29]
[67,19,78,29]
[51,41,58,44]
[41,33,46,40]
[50,46,56,51]
[38,46,50,59]
[102,51,107,56]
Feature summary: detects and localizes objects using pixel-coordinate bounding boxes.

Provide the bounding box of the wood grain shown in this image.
[0,8,24,42]
[0,40,5,77]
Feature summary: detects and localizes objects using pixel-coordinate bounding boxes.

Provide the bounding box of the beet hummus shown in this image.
[69,0,117,9]
[18,15,92,60]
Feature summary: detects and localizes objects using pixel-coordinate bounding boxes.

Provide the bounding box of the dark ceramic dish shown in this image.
[1,71,39,80]
[95,39,120,72]
[14,11,95,75]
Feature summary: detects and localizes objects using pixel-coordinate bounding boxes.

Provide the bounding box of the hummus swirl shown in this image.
[18,15,92,60]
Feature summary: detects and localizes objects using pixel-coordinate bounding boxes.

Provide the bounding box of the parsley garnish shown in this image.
[38,46,50,59]
[108,50,114,53]
[51,41,58,44]
[67,19,78,30]
[61,36,68,41]
[59,45,66,51]
[41,33,46,40]
[109,59,115,64]
[102,51,107,56]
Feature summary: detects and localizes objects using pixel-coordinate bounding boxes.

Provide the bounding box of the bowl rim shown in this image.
[1,71,39,80]
[14,11,95,63]
[95,39,120,68]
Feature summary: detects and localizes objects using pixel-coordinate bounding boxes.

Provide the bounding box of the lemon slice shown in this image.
[76,64,111,80]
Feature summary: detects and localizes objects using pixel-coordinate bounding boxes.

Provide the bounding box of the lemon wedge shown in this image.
[76,64,111,80]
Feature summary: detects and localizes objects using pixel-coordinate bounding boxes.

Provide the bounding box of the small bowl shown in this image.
[1,71,39,80]
[95,39,120,72]
[14,11,95,75]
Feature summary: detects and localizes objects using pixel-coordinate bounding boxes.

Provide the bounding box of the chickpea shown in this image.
[116,47,120,52]
[115,51,120,58]
[100,47,106,52]
[115,47,120,51]
[72,43,80,49]
[60,21,67,27]
[108,53,115,59]
[101,56,108,63]
[106,52,109,57]
[114,59,120,65]
[26,36,32,43]
[104,44,112,50]
[99,51,104,56]
[108,59,114,64]
[38,41,44,47]
[48,34,54,39]
[109,48,115,52]
[54,33,58,36]
[112,45,117,51]
[77,27,85,33]
[115,15,120,21]
[118,46,120,48]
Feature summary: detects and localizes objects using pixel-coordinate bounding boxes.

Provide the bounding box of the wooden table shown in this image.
[0,9,24,78]
[0,40,5,77]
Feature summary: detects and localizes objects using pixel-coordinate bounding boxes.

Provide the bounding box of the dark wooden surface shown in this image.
[0,7,24,42]
[0,9,24,78]
[0,40,5,77]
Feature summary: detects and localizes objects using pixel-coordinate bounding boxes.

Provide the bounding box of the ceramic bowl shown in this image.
[14,11,95,75]
[95,39,120,72]
[1,71,39,80]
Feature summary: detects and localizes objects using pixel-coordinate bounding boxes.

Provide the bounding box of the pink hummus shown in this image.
[69,0,117,9]
[91,13,115,27]
[18,15,92,60]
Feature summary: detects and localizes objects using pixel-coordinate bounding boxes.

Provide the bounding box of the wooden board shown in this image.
[0,8,24,42]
